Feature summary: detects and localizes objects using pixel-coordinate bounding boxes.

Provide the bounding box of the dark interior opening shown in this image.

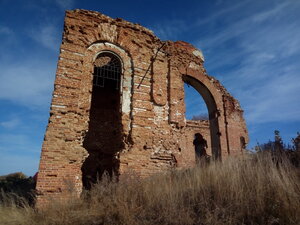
[81,52,123,189]
[240,136,246,152]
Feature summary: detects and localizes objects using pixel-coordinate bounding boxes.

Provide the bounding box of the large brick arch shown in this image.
[179,60,248,157]
[166,40,240,159]
[183,75,222,159]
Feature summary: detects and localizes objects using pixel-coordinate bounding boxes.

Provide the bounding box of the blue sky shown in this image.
[0,0,299,176]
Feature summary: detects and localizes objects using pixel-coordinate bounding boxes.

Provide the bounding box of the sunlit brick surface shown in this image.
[36,9,248,207]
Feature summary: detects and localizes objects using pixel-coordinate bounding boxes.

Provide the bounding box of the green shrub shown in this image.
[0,172,36,206]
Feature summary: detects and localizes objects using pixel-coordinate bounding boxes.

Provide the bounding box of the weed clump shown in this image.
[1,153,299,225]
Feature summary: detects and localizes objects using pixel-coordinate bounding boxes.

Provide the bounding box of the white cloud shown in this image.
[252,1,292,23]
[28,0,75,11]
[29,24,61,51]
[0,133,41,153]
[0,60,55,107]
[0,26,12,35]
[241,71,300,123]
[196,2,300,54]
[0,118,20,129]
[190,2,300,125]
[54,0,75,10]
[151,1,300,126]
[195,0,252,27]
[150,1,252,41]
[150,19,186,40]
[0,152,40,176]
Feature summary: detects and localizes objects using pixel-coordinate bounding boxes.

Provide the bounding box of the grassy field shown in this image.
[1,153,299,225]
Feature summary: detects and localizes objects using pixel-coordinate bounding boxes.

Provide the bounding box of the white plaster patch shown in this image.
[132,125,152,129]
[73,52,84,56]
[104,42,126,54]
[89,42,125,61]
[189,61,202,70]
[51,104,66,108]
[134,83,150,88]
[135,67,146,72]
[132,108,147,112]
[175,112,182,116]
[192,49,205,62]
[122,77,132,114]
[122,90,131,114]
[153,104,169,125]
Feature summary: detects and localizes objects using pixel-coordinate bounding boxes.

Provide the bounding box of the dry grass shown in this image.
[1,153,299,225]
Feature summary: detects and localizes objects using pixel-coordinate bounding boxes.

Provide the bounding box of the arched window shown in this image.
[93,52,122,89]
[82,52,123,189]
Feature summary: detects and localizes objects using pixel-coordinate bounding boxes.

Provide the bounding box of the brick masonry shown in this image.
[36,9,248,206]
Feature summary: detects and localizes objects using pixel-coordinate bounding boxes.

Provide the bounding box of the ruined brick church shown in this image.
[36,9,248,205]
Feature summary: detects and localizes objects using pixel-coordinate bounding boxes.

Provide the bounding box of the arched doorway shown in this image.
[183,75,221,159]
[81,52,124,189]
[184,82,208,120]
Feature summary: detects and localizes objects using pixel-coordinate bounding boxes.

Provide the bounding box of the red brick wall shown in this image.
[36,9,248,207]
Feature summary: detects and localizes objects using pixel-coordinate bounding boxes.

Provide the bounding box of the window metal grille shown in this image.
[93,52,121,89]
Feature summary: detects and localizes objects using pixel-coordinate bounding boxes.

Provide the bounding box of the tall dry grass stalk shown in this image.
[1,153,299,225]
